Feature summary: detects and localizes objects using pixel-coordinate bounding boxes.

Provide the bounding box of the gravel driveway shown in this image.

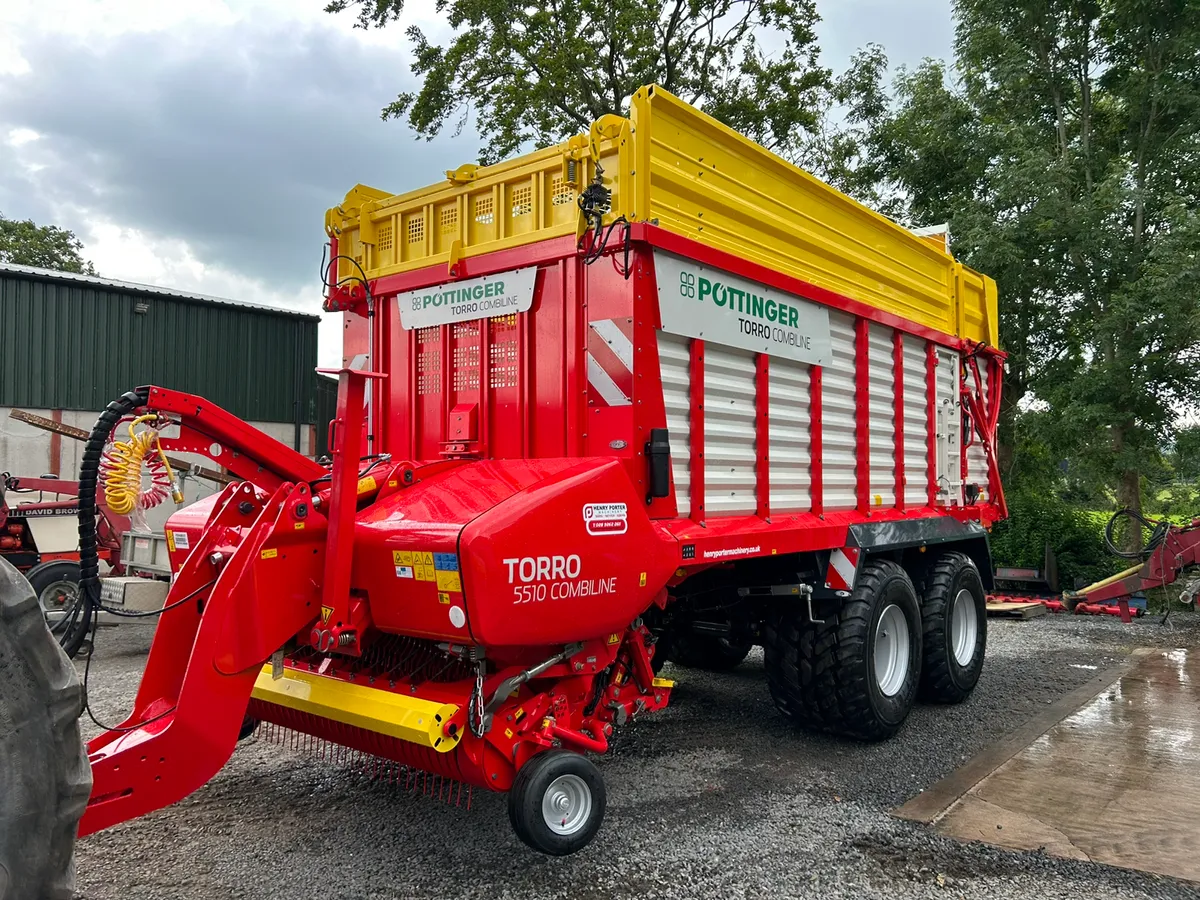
[73,612,1200,900]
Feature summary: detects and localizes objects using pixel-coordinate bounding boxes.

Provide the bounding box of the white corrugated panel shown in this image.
[704,343,758,515]
[657,332,692,517]
[965,362,990,501]
[935,348,962,505]
[769,356,811,512]
[867,324,897,508]
[823,310,858,510]
[902,337,931,507]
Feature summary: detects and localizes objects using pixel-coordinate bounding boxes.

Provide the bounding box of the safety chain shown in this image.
[468,661,487,738]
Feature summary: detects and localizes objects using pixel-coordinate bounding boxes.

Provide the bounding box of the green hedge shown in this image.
[989,492,1122,590]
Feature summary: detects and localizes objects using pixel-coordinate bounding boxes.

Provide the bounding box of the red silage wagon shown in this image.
[56,86,1004,859]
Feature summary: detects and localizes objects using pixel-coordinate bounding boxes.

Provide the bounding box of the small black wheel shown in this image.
[507,750,606,856]
[765,558,922,741]
[918,552,987,703]
[25,559,92,659]
[670,634,753,671]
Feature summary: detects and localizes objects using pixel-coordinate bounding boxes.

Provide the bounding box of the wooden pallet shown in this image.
[986,601,1048,619]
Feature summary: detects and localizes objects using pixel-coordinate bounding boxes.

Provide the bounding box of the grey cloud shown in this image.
[0,20,476,289]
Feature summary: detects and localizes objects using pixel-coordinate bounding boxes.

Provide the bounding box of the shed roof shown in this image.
[0,262,321,322]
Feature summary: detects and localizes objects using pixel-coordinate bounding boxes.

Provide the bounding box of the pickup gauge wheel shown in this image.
[508,750,606,856]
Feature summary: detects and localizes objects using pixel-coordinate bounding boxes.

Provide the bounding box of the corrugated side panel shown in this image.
[823,311,858,510]
[658,332,692,517]
[966,363,990,500]
[768,357,811,513]
[902,338,931,507]
[704,344,757,516]
[867,324,896,508]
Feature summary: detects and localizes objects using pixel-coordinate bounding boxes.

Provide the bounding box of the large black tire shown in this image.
[508,750,606,856]
[24,560,91,660]
[669,634,753,672]
[764,559,922,741]
[918,552,987,704]
[0,558,91,899]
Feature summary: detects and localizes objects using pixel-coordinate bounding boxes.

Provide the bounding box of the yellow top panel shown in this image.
[327,87,998,345]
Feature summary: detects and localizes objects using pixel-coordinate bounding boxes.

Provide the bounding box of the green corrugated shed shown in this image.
[0,264,320,429]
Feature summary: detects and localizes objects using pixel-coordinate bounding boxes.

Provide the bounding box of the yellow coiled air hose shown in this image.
[102,415,184,515]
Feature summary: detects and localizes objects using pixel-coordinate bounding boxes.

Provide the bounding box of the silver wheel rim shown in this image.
[38,580,81,630]
[874,603,911,697]
[951,588,978,666]
[541,773,592,836]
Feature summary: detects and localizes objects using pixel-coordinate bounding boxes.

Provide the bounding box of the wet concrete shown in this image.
[926,648,1200,883]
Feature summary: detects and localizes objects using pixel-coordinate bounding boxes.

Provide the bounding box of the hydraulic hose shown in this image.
[1103,508,1171,560]
[71,389,149,657]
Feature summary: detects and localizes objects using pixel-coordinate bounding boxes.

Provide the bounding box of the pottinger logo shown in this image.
[583,502,628,536]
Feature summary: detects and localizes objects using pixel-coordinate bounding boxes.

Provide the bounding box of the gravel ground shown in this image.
[73,611,1200,900]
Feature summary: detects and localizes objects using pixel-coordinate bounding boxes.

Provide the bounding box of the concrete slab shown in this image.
[897,648,1200,883]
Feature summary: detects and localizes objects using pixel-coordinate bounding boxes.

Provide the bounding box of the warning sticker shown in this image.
[173,530,190,550]
[433,553,459,572]
[413,552,435,581]
[357,475,378,495]
[261,548,278,560]
[395,566,414,579]
[435,570,462,593]
[393,550,412,566]
[437,591,451,604]
[583,502,628,536]
[320,605,333,625]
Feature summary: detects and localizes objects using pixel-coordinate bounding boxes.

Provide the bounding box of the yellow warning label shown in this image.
[320,605,333,625]
[166,531,176,553]
[294,522,305,530]
[639,572,647,587]
[413,551,435,581]
[873,494,882,506]
[514,708,525,721]
[652,677,675,689]
[437,591,451,604]
[387,480,399,487]
[606,633,620,645]
[357,475,378,495]
[261,548,278,560]
[435,570,462,593]
[392,550,413,566]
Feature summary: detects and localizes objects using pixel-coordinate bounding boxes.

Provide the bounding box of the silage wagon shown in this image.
[2,85,1005,891]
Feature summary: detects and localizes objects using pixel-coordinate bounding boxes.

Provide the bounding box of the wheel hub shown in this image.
[874,603,911,697]
[950,588,978,666]
[541,773,592,836]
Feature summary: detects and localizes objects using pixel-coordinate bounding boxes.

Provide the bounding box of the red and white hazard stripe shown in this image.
[825,546,861,591]
[587,318,634,407]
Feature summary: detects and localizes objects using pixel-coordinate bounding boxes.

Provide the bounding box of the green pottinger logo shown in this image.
[680,271,800,328]
[413,280,507,312]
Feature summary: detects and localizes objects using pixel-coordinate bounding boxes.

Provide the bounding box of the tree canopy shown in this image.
[325,0,832,162]
[0,214,96,275]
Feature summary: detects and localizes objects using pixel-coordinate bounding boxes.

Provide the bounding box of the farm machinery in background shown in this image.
[986,510,1200,622]
[2,408,235,656]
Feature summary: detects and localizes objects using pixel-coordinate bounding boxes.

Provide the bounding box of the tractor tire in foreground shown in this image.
[918,552,987,704]
[764,559,922,741]
[0,558,90,899]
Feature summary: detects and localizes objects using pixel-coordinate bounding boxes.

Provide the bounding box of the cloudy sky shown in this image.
[0,0,953,365]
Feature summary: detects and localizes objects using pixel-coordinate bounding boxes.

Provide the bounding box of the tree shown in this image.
[841,0,1200,539]
[0,214,96,274]
[326,0,832,163]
